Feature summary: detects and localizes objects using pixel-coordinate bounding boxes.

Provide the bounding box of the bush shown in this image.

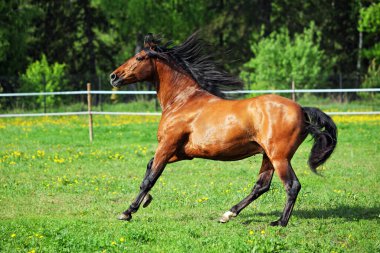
[20,54,67,108]
[359,3,380,61]
[240,23,331,90]
[363,59,380,88]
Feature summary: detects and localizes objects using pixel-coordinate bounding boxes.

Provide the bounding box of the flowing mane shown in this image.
[143,33,243,98]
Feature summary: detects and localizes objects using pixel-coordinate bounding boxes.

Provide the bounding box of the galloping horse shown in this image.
[110,33,337,226]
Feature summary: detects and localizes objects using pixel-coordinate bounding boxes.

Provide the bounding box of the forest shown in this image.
[1,0,379,105]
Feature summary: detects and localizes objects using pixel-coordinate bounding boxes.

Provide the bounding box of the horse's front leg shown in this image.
[118,142,177,221]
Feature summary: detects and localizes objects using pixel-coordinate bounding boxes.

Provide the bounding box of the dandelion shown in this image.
[249,230,254,235]
[119,237,125,242]
[197,197,209,203]
[11,233,16,238]
[28,249,36,253]
[111,241,117,246]
[53,156,65,164]
[12,151,21,157]
[261,230,265,235]
[37,150,45,157]
[35,233,40,237]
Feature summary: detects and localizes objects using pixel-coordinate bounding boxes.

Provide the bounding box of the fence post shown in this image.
[87,83,94,142]
[291,80,296,101]
[43,74,47,113]
[339,72,343,103]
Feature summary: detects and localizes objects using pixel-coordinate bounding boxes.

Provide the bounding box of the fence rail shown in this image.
[1,111,379,118]
[0,88,379,97]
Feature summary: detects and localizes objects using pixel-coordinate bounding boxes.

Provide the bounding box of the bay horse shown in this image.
[110,33,337,227]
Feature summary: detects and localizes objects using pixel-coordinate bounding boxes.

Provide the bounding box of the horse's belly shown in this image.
[185,132,263,161]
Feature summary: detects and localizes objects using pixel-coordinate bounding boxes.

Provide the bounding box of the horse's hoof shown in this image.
[118,213,132,221]
[142,194,153,208]
[219,211,237,223]
[269,219,286,227]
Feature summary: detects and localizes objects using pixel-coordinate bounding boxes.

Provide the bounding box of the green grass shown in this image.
[0,115,379,252]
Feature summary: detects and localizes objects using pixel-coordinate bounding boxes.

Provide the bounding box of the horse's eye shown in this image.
[136,56,144,61]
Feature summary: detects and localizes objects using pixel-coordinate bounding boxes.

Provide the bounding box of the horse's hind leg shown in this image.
[270,159,301,227]
[220,154,274,223]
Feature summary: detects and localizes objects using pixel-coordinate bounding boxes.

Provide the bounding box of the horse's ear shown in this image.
[144,33,161,50]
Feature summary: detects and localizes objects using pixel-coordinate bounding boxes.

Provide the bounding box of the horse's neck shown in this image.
[155,60,205,111]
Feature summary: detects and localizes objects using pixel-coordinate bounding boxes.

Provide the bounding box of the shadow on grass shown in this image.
[292,205,380,220]
[240,205,380,224]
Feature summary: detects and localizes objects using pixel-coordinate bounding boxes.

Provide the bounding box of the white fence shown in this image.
[1,88,380,118]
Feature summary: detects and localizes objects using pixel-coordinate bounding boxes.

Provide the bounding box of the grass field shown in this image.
[0,114,379,252]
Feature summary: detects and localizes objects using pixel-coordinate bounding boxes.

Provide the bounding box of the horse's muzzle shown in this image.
[110,73,122,87]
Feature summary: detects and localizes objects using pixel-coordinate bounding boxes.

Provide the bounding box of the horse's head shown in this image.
[110,50,155,88]
[110,34,161,88]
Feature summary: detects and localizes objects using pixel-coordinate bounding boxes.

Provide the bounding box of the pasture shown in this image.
[0,114,379,252]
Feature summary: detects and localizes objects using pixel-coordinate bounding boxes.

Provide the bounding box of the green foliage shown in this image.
[241,23,330,90]
[359,2,380,33]
[359,3,380,89]
[359,2,380,62]
[0,1,35,76]
[0,0,378,97]
[20,55,67,108]
[363,59,380,88]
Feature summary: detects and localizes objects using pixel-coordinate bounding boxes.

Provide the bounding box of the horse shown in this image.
[110,33,337,227]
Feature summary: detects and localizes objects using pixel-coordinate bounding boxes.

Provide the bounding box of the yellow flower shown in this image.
[261,230,265,235]
[119,237,125,242]
[111,241,117,246]
[53,156,65,164]
[249,230,254,235]
[197,197,209,203]
[11,233,16,238]
[28,249,36,253]
[13,151,21,157]
[37,150,45,157]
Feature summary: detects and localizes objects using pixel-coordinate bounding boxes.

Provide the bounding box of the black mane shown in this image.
[143,33,243,98]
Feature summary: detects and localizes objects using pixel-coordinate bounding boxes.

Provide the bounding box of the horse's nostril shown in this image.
[110,73,117,81]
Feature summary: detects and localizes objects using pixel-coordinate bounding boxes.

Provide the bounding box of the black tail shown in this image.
[303,107,337,173]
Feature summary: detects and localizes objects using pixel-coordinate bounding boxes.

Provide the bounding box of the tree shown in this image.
[0,1,35,90]
[20,54,67,108]
[359,2,380,61]
[359,2,380,88]
[240,23,330,90]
